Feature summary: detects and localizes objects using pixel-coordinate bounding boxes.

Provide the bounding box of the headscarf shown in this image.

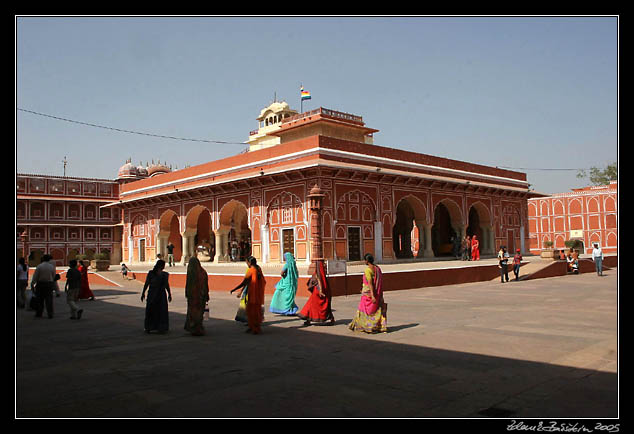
[276,252,298,291]
[185,257,208,300]
[316,260,330,296]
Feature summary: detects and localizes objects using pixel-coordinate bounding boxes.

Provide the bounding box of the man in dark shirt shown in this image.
[166,243,175,267]
[65,259,83,320]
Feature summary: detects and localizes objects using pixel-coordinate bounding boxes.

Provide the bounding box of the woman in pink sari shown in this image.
[348,254,387,333]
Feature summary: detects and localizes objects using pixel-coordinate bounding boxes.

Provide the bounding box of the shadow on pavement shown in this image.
[16,289,617,419]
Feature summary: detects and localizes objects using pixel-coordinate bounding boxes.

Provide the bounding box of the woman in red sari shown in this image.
[297,260,335,326]
[471,235,480,261]
[78,260,95,300]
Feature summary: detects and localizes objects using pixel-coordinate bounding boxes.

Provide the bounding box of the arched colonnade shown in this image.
[392,196,497,258]
[155,200,251,265]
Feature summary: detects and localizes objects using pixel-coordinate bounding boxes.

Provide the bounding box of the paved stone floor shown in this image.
[15,268,618,419]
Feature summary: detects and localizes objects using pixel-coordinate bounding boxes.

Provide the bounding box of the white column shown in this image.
[180,229,196,265]
[261,224,270,264]
[374,221,383,262]
[489,225,496,254]
[213,231,223,263]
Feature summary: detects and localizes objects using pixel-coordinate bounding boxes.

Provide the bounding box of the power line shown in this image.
[17,107,599,172]
[17,108,247,146]
[497,166,584,172]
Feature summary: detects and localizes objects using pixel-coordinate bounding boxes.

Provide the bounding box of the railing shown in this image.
[282,107,364,125]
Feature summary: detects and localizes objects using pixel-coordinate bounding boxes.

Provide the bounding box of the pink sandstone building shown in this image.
[528,181,617,255]
[109,103,533,266]
[18,102,547,268]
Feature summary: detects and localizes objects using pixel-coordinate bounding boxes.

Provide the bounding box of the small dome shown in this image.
[257,101,296,121]
[136,165,148,177]
[117,162,138,179]
[147,163,171,177]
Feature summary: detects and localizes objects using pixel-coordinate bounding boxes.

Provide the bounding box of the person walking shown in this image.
[463,235,471,261]
[297,260,335,326]
[78,260,95,300]
[592,243,604,276]
[451,235,461,260]
[231,257,252,324]
[184,257,209,336]
[17,257,29,308]
[498,246,509,283]
[512,249,523,281]
[166,242,175,267]
[348,254,388,334]
[230,256,266,334]
[121,263,131,280]
[471,235,480,261]
[269,252,299,316]
[141,259,172,334]
[30,254,56,318]
[65,259,84,320]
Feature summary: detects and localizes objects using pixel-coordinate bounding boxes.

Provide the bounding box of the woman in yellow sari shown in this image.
[348,253,387,333]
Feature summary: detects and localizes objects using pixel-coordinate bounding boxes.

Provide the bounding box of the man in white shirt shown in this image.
[30,254,57,318]
[592,243,604,276]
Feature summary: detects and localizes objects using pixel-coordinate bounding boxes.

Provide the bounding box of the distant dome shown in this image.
[117,162,138,179]
[147,163,171,177]
[136,165,148,177]
[257,101,297,121]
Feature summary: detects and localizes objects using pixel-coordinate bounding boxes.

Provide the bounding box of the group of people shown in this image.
[497,246,523,283]
[139,252,388,337]
[459,235,480,261]
[558,243,605,276]
[17,256,95,320]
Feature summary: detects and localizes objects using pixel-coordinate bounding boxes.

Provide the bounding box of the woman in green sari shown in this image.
[269,252,299,315]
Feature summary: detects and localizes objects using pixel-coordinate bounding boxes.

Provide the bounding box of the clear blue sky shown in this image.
[16,16,618,194]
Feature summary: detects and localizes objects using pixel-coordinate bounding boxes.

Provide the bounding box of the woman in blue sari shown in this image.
[269,252,299,315]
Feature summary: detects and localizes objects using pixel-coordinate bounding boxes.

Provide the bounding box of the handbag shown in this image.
[29,290,39,310]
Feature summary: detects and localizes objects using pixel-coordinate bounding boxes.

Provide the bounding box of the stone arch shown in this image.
[467,201,493,254]
[266,191,306,225]
[393,195,428,259]
[158,209,182,263]
[431,198,463,257]
[335,189,378,222]
[185,205,214,262]
[218,199,251,262]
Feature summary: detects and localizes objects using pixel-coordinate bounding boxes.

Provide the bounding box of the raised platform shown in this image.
[99,254,617,298]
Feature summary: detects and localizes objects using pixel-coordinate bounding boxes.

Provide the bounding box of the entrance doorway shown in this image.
[282,229,295,258]
[432,202,457,257]
[348,227,361,261]
[139,239,146,262]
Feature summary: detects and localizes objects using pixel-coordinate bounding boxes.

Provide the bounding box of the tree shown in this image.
[577,162,617,186]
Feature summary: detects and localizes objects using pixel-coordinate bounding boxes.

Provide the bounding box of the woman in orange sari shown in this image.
[231,256,266,334]
[297,260,335,326]
[184,257,209,336]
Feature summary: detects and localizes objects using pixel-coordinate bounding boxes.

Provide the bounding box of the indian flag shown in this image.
[300,86,311,100]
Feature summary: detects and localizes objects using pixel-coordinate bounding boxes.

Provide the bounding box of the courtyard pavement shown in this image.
[15,266,618,419]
